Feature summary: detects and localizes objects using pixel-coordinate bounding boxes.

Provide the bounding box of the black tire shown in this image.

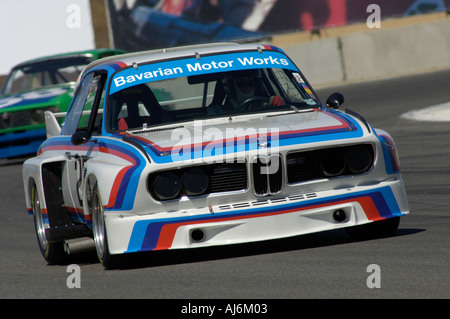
[345,216,400,240]
[91,186,119,269]
[31,183,66,264]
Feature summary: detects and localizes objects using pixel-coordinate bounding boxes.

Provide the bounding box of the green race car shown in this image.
[0,48,124,158]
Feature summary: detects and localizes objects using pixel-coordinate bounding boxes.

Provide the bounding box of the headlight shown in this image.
[151,172,182,200]
[346,145,373,174]
[321,148,346,177]
[30,109,45,124]
[30,106,61,125]
[182,167,209,196]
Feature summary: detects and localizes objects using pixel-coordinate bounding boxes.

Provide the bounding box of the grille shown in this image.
[286,150,322,183]
[149,162,247,201]
[149,144,373,201]
[206,163,247,193]
[251,155,283,196]
[217,193,318,211]
[286,144,374,184]
[0,110,32,129]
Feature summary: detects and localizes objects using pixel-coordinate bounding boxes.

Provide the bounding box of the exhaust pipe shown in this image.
[332,209,347,222]
[64,237,96,254]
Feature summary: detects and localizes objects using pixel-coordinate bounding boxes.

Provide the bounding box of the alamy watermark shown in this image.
[367,4,382,29]
[66,3,381,31]
[66,264,81,288]
[65,263,382,289]
[366,264,381,288]
[66,4,81,29]
[169,120,281,174]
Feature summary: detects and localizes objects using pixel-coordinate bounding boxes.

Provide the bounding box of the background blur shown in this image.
[2,0,450,87]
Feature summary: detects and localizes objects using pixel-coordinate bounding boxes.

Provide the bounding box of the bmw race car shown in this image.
[0,49,124,159]
[22,43,409,268]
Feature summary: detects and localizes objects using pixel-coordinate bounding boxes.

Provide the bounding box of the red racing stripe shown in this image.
[154,195,381,250]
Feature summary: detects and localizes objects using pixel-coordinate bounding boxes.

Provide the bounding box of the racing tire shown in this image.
[345,216,400,240]
[31,183,66,264]
[91,186,119,269]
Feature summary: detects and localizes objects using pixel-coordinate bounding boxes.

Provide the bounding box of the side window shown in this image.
[62,72,106,135]
[93,81,106,134]
[62,72,94,135]
[76,74,105,133]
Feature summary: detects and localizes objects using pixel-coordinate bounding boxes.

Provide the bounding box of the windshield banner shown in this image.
[110,51,298,94]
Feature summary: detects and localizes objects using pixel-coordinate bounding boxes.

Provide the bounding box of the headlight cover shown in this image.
[151,171,182,200]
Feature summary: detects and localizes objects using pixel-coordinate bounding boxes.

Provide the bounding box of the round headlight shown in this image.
[346,145,373,174]
[152,172,182,200]
[321,149,346,177]
[1,113,11,128]
[30,109,45,124]
[182,167,209,196]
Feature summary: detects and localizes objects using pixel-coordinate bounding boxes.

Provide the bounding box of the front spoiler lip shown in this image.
[0,128,45,158]
[103,179,409,255]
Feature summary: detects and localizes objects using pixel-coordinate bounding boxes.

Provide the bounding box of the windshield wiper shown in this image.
[125,124,184,134]
[290,105,300,112]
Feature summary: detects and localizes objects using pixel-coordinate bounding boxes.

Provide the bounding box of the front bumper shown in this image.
[0,128,45,158]
[105,178,409,255]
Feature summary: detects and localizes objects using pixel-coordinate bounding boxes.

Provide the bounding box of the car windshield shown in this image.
[2,55,93,95]
[106,51,321,132]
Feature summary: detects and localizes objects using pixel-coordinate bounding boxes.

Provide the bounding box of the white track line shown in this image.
[400,102,450,122]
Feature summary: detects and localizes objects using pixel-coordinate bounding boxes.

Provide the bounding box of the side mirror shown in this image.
[326,92,344,109]
[71,130,92,145]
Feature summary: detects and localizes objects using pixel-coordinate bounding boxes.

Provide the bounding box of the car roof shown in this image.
[80,42,279,76]
[11,48,124,70]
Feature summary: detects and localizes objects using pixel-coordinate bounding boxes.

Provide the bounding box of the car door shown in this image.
[61,71,106,221]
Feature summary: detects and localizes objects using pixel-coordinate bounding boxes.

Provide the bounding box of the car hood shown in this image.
[122,109,366,164]
[0,85,74,110]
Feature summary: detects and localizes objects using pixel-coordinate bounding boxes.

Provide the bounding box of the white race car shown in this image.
[22,43,409,268]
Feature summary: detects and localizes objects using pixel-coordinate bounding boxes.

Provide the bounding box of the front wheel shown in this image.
[91,187,118,269]
[31,183,66,264]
